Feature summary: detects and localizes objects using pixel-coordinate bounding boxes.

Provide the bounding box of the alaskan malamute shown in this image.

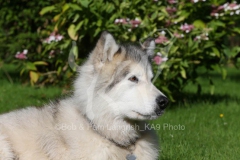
[0,31,168,160]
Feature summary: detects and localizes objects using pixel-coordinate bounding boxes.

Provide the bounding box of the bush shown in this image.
[2,0,240,101]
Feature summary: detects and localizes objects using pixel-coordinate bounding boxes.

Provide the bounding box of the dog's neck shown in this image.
[84,114,143,148]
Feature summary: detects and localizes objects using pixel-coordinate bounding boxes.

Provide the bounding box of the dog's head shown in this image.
[75,31,168,121]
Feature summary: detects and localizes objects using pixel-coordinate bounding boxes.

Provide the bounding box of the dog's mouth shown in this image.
[133,111,151,118]
[132,109,165,120]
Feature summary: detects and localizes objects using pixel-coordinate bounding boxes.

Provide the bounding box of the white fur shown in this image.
[0,32,164,160]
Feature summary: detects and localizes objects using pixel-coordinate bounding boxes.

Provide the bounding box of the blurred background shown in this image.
[0,0,240,159]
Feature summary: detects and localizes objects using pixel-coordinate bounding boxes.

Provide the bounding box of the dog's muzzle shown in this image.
[155,95,169,116]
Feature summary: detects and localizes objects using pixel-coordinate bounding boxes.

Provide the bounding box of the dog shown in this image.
[0,31,168,160]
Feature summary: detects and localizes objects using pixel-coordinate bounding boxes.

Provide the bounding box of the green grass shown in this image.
[0,64,240,159]
[0,64,62,113]
[153,67,240,160]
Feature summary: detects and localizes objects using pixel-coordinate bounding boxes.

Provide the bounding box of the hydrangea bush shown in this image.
[4,0,240,101]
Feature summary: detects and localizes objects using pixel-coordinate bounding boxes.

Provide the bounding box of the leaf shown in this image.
[68,24,78,40]
[33,61,48,66]
[68,3,82,11]
[53,14,61,22]
[209,79,215,95]
[151,11,158,20]
[29,71,39,83]
[193,20,205,29]
[57,66,62,76]
[161,86,175,102]
[180,67,187,79]
[233,28,240,34]
[79,0,90,8]
[212,47,220,57]
[62,3,70,13]
[96,19,102,27]
[221,68,227,80]
[26,62,37,71]
[40,6,55,15]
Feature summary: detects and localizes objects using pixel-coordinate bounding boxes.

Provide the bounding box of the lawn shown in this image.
[0,64,239,160]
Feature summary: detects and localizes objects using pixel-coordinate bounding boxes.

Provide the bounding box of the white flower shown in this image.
[193,0,198,3]
[230,12,234,15]
[162,57,168,62]
[114,19,119,23]
[233,5,239,10]
[161,31,166,35]
[128,28,132,32]
[196,36,201,39]
[49,35,55,42]
[214,13,219,17]
[185,30,189,33]
[23,49,28,54]
[236,10,240,14]
[223,3,229,8]
[157,52,162,56]
[181,34,184,37]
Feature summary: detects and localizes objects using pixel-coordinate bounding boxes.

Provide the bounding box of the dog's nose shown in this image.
[156,95,168,110]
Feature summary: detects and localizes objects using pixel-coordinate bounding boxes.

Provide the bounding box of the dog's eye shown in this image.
[128,76,138,83]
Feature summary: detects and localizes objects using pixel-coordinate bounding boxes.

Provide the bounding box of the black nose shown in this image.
[156,95,169,110]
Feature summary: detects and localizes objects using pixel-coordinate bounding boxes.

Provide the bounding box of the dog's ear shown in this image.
[141,38,155,57]
[91,31,119,64]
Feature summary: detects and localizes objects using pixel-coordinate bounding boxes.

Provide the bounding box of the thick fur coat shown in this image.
[0,32,168,160]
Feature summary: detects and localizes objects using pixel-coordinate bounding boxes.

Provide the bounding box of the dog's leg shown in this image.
[133,129,159,160]
[0,131,16,160]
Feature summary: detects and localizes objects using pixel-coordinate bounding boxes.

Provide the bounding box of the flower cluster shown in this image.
[166,7,177,15]
[173,32,184,38]
[15,49,28,60]
[191,0,206,3]
[180,23,194,33]
[43,31,63,44]
[194,33,209,42]
[155,31,169,44]
[211,2,240,18]
[114,18,141,28]
[153,52,168,65]
[167,0,178,4]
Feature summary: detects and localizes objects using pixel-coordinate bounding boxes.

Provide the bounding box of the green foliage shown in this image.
[1,0,240,101]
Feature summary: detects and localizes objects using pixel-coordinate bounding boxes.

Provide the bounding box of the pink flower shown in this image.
[166,7,177,14]
[180,23,194,33]
[130,20,141,25]
[167,0,177,4]
[174,32,184,38]
[43,31,63,43]
[228,3,239,10]
[114,18,141,28]
[153,55,168,65]
[155,35,169,44]
[55,34,63,41]
[114,18,128,24]
[15,50,28,60]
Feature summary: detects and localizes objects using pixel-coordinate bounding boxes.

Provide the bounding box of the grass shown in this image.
[0,64,240,159]
[153,67,240,160]
[0,64,62,113]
